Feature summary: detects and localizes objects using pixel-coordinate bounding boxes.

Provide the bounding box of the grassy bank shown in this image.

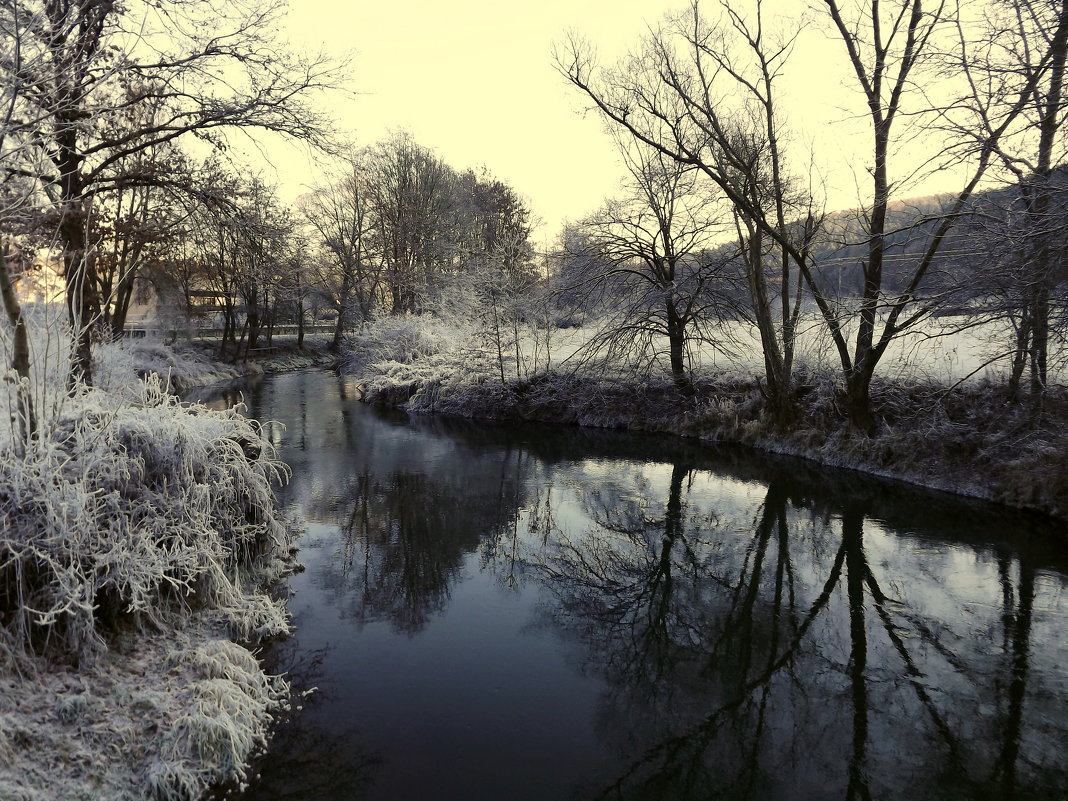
[347,337,1068,523]
[97,337,336,395]
[0,340,301,800]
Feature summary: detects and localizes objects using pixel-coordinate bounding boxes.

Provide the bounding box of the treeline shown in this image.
[132,133,535,360]
[0,0,538,398]
[298,133,535,350]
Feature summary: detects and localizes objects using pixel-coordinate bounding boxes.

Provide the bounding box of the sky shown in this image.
[256,0,956,248]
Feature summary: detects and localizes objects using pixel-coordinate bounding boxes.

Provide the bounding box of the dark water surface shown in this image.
[194,371,1068,801]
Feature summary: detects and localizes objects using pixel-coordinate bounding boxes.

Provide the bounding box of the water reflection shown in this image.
[220,371,1068,801]
[315,469,482,633]
[529,465,1067,801]
[236,638,382,801]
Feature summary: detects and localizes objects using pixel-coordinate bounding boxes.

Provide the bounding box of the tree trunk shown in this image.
[741,228,793,424]
[492,300,506,385]
[63,254,97,386]
[220,301,235,360]
[1007,312,1032,403]
[234,319,249,364]
[331,306,345,352]
[55,117,99,387]
[297,297,305,350]
[1029,279,1050,396]
[665,303,692,394]
[845,366,877,434]
[265,304,276,346]
[108,267,138,341]
[247,311,261,350]
[332,279,352,352]
[0,242,37,449]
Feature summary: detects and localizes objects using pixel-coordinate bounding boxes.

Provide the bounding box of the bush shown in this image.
[148,640,286,800]
[95,339,242,394]
[342,314,468,374]
[0,375,292,665]
[0,323,296,801]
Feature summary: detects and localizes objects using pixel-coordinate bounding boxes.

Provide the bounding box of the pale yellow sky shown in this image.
[255,0,963,247]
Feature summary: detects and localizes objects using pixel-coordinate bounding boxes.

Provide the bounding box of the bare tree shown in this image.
[87,90,198,340]
[226,179,293,354]
[0,0,341,385]
[182,170,290,361]
[302,155,382,351]
[559,140,732,392]
[559,0,1059,430]
[556,0,820,424]
[0,0,45,448]
[948,0,1068,406]
[452,167,537,283]
[363,132,455,314]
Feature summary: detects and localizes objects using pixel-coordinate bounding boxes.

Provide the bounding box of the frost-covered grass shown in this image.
[341,313,467,375]
[0,321,299,800]
[96,338,244,394]
[0,630,289,801]
[345,312,1051,400]
[0,375,292,662]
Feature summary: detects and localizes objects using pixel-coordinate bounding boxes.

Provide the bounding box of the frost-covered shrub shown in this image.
[356,348,495,410]
[0,320,295,800]
[358,360,429,406]
[342,313,469,374]
[0,374,292,664]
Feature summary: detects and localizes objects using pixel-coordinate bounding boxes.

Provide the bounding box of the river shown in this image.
[191,370,1068,801]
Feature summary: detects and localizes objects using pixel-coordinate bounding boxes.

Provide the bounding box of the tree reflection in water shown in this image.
[525,460,1067,801]
[308,444,532,634]
[215,373,1067,801]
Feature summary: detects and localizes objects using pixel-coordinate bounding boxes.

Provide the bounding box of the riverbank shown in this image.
[0,626,290,801]
[99,337,336,395]
[0,344,303,800]
[352,362,1068,523]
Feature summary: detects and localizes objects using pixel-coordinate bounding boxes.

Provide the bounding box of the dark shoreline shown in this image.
[347,367,1068,526]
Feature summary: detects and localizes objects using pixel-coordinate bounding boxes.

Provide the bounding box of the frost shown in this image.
[342,317,1068,519]
[341,312,465,374]
[0,367,293,662]
[55,692,96,725]
[0,326,298,801]
[95,338,244,394]
[149,640,288,800]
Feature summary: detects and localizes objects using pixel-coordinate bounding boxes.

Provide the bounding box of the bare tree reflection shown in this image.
[535,462,721,691]
[217,372,1067,801]
[992,552,1035,799]
[526,463,1067,801]
[309,449,531,634]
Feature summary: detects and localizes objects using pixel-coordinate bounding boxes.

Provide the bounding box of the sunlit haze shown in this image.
[254,0,958,247]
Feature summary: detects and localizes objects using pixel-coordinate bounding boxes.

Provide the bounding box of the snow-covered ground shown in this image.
[0,631,288,801]
[545,315,1061,386]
